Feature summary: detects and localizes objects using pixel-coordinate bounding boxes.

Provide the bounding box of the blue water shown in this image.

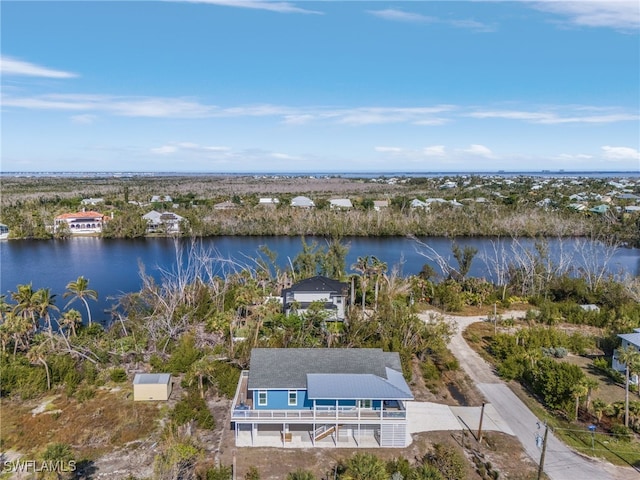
[1,236,639,322]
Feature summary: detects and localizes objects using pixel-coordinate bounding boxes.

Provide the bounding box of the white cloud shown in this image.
[71,114,97,124]
[182,0,323,15]
[374,146,404,154]
[468,108,638,124]
[601,146,640,160]
[368,9,437,24]
[463,144,495,158]
[151,145,178,155]
[1,55,78,78]
[270,152,299,160]
[367,8,495,32]
[555,153,594,160]
[531,1,640,31]
[423,145,446,157]
[151,142,231,156]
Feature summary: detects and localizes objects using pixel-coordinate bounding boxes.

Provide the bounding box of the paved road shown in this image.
[419,311,637,480]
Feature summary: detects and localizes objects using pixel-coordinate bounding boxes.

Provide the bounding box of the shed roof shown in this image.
[133,373,171,385]
[247,348,403,390]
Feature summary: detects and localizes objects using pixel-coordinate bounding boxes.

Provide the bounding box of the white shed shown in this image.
[133,373,172,401]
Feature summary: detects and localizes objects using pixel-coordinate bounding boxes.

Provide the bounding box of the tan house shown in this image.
[133,373,172,401]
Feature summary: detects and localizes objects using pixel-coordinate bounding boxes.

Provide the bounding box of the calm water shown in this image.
[2,236,639,322]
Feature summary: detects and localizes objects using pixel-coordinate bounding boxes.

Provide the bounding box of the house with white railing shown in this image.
[282,276,349,321]
[231,348,413,448]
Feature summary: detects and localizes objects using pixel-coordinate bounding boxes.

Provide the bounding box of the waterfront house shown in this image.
[282,276,349,321]
[54,211,108,234]
[133,373,172,401]
[291,196,315,208]
[329,199,353,210]
[373,200,388,211]
[259,197,280,208]
[0,223,9,240]
[612,329,640,385]
[142,210,184,234]
[81,197,104,206]
[231,348,413,448]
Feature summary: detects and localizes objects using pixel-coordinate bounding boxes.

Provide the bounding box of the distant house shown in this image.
[589,205,609,214]
[0,224,9,240]
[291,196,315,208]
[133,373,172,401]
[612,329,640,385]
[230,348,413,447]
[624,206,640,213]
[55,211,108,234]
[568,203,587,212]
[151,195,173,203]
[81,197,104,206]
[259,197,280,208]
[373,200,388,211]
[214,201,239,210]
[282,276,349,321]
[410,199,428,209]
[142,210,184,233]
[329,198,353,210]
[617,193,640,201]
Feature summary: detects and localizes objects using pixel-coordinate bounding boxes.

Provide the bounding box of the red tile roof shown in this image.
[55,211,106,220]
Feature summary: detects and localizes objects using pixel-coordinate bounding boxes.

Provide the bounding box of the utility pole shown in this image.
[477,402,486,443]
[537,423,549,480]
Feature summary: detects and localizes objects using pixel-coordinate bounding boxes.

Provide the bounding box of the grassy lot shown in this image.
[464,320,640,468]
[0,387,163,460]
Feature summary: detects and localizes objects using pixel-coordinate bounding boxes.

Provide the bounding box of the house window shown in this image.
[288,390,297,406]
[258,391,267,406]
[359,399,372,409]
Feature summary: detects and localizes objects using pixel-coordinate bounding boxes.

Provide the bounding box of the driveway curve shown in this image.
[419,311,636,480]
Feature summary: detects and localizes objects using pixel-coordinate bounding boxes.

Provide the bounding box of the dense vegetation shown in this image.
[2,174,639,245]
[2,231,640,476]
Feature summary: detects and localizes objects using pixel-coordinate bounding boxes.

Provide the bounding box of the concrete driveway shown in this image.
[419,311,636,480]
[407,402,514,436]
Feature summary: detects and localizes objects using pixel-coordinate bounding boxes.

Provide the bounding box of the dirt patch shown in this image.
[211,430,539,480]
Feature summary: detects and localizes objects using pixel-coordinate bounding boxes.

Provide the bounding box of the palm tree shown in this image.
[369,256,388,312]
[59,309,82,338]
[286,470,316,480]
[341,452,388,480]
[584,377,599,412]
[187,355,217,399]
[27,341,52,390]
[615,346,640,427]
[592,398,607,424]
[571,380,589,420]
[11,283,37,330]
[32,288,59,337]
[351,256,371,311]
[63,276,98,326]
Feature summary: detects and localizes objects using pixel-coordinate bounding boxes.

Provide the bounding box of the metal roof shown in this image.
[133,373,171,385]
[619,333,640,348]
[247,348,403,390]
[307,373,413,400]
[282,276,347,295]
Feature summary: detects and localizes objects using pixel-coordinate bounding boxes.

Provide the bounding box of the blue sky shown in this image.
[2,0,639,173]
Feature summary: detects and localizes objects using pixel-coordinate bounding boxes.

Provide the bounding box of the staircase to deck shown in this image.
[313,425,340,441]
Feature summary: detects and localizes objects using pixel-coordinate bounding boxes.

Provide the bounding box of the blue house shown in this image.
[231,348,413,448]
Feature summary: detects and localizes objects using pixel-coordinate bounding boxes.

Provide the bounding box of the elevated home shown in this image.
[231,348,413,448]
[291,196,315,208]
[282,276,348,321]
[54,211,108,234]
[329,198,353,210]
[142,210,184,234]
[613,329,640,385]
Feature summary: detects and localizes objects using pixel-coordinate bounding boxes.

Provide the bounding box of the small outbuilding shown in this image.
[133,373,172,401]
